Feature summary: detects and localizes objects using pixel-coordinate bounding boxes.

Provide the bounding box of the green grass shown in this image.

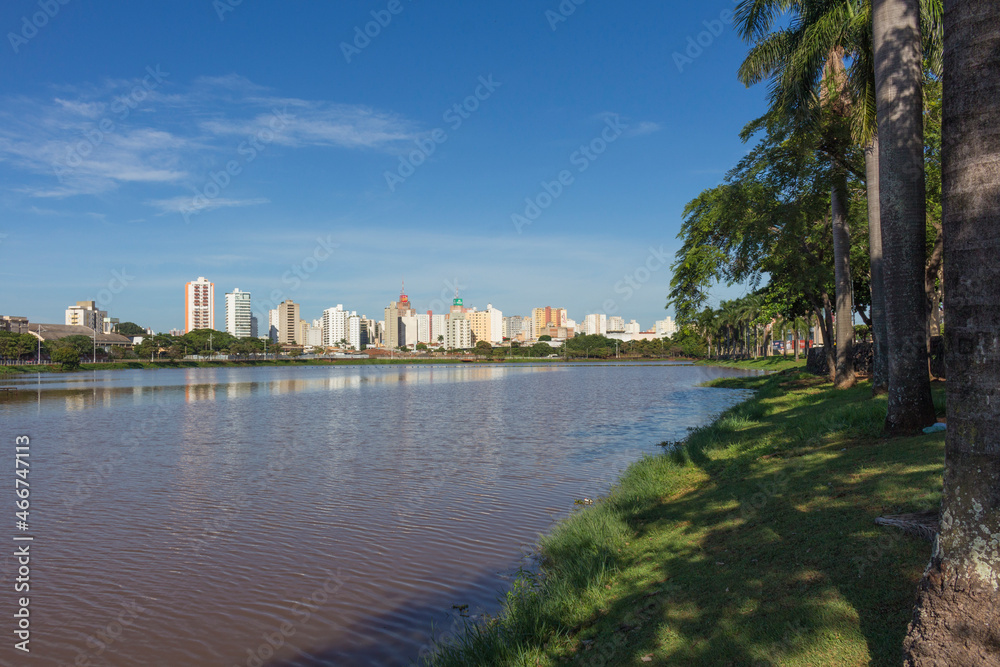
[421,371,946,666]
[698,356,808,372]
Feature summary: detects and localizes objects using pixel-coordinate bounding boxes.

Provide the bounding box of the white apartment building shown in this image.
[415,313,431,344]
[431,314,447,344]
[445,313,472,350]
[400,315,419,347]
[347,315,364,350]
[656,317,678,337]
[503,316,522,340]
[268,308,279,342]
[304,321,323,347]
[65,300,109,332]
[225,288,253,338]
[607,316,625,332]
[322,305,351,347]
[185,277,214,333]
[583,313,608,336]
[625,319,641,334]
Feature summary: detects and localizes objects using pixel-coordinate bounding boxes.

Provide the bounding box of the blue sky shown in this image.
[0,0,766,332]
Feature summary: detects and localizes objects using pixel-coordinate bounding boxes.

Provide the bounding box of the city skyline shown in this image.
[0,2,765,332]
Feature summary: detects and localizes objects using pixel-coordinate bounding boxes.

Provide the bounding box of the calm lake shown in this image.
[0,362,754,666]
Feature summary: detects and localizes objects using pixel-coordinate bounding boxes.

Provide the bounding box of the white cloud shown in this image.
[148,195,270,215]
[0,75,416,202]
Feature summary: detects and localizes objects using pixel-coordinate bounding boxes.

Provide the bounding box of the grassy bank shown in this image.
[698,356,808,372]
[423,371,945,666]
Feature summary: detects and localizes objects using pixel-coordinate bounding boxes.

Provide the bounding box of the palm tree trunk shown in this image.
[873,0,936,433]
[903,2,1000,661]
[793,320,800,362]
[831,170,857,388]
[817,298,836,382]
[866,137,889,394]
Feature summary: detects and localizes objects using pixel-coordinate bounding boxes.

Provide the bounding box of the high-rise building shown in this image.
[431,313,447,344]
[583,313,608,336]
[503,316,522,340]
[277,300,300,345]
[607,316,625,333]
[655,317,678,337]
[520,315,534,341]
[415,313,430,344]
[268,309,279,342]
[361,317,380,347]
[347,314,363,350]
[384,282,415,349]
[532,306,567,333]
[445,312,472,350]
[185,277,214,333]
[469,304,503,343]
[225,288,253,338]
[625,320,641,334]
[322,305,350,347]
[65,300,108,332]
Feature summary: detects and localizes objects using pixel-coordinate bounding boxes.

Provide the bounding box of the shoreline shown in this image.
[421,367,946,666]
[0,356,698,376]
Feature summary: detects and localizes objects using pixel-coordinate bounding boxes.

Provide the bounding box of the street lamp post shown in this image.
[36,325,44,364]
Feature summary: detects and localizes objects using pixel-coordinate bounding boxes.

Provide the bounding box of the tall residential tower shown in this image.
[185,277,214,333]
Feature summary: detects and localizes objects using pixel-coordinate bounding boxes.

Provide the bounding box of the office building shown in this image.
[225,288,253,338]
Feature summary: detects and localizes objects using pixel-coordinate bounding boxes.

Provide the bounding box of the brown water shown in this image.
[0,362,753,666]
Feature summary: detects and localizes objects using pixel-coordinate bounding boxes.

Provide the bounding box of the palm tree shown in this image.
[873,0,937,432]
[903,2,1000,660]
[736,0,860,387]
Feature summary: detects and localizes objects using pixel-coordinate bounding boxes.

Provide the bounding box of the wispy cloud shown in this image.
[0,74,417,204]
[148,195,270,215]
[595,112,662,138]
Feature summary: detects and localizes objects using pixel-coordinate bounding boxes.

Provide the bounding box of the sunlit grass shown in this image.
[421,371,946,666]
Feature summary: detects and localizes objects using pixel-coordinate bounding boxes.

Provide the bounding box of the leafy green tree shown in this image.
[0,332,38,361]
[51,346,81,370]
[531,342,553,356]
[113,322,145,336]
[537,335,552,342]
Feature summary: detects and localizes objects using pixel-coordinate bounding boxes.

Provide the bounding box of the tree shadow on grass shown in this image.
[550,374,944,666]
